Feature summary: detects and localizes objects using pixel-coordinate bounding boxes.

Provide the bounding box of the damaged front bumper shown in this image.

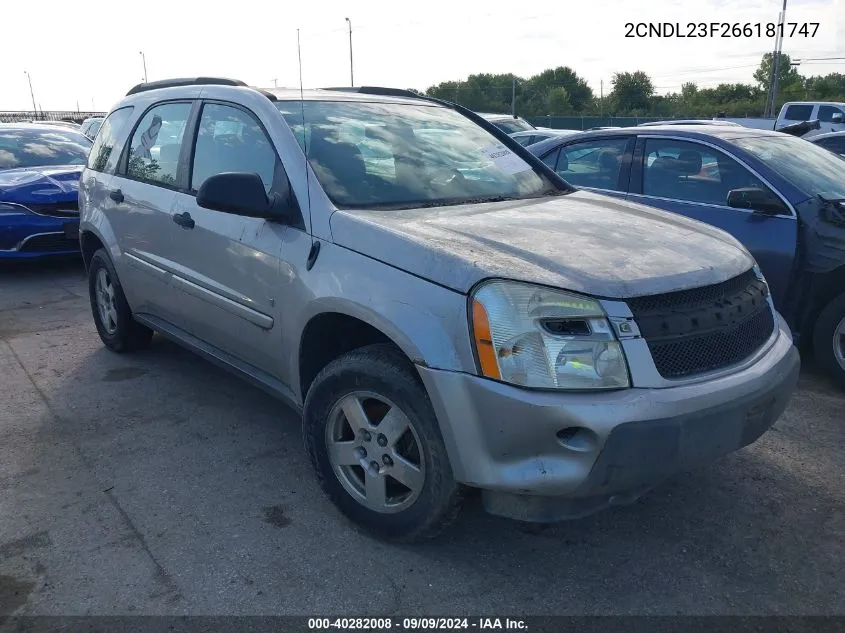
[417,314,800,522]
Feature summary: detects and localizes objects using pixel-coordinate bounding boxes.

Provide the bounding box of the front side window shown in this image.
[276,101,561,209]
[733,135,845,199]
[0,126,91,170]
[818,105,845,123]
[191,103,277,192]
[556,138,629,191]
[87,109,132,172]
[125,102,191,187]
[642,138,775,207]
[783,104,813,121]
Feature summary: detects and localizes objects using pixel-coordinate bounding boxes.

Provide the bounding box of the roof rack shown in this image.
[126,77,247,96]
[321,86,428,100]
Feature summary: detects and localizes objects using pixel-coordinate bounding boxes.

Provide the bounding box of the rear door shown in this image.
[166,100,310,377]
[628,136,798,306]
[538,136,634,199]
[106,100,195,327]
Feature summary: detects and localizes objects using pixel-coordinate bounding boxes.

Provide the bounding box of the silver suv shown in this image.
[79,78,800,541]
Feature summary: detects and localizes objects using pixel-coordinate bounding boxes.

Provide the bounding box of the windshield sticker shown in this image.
[480,143,531,175]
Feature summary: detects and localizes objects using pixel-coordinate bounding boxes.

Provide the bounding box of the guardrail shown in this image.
[0,111,107,124]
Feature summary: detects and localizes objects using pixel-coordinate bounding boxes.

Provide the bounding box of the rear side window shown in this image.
[783,104,813,121]
[87,108,133,172]
[125,102,191,187]
[818,105,845,123]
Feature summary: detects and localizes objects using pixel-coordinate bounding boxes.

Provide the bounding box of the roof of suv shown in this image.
[122,77,437,107]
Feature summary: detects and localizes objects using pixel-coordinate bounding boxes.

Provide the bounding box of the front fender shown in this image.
[288,243,478,399]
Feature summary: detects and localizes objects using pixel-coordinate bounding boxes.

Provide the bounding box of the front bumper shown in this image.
[0,215,79,259]
[417,314,800,522]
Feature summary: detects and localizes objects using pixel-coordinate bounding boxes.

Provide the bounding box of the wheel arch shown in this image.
[295,297,464,403]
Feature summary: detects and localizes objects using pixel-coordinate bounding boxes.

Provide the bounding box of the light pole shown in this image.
[766,0,787,117]
[345,17,354,87]
[140,51,148,83]
[24,71,37,119]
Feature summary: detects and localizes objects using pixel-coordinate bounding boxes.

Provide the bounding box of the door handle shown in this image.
[172,212,195,229]
[109,189,124,203]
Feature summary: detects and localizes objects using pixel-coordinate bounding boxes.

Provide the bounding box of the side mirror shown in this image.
[726,187,787,216]
[832,112,844,124]
[197,172,276,219]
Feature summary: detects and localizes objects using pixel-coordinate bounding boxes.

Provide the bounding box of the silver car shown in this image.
[79,78,800,541]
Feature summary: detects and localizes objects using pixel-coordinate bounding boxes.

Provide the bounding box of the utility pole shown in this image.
[600,79,604,118]
[511,77,516,116]
[272,78,278,88]
[140,51,148,83]
[24,71,37,119]
[766,0,787,117]
[345,18,354,87]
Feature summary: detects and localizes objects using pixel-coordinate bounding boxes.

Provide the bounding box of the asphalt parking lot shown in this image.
[1,258,843,616]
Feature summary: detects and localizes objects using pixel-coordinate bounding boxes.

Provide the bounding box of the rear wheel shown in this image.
[813,292,845,390]
[303,344,465,541]
[88,249,153,353]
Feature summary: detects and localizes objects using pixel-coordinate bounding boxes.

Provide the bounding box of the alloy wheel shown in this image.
[95,268,118,335]
[325,391,425,514]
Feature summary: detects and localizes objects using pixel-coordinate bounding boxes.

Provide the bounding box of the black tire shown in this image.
[88,249,153,353]
[813,292,845,390]
[303,344,466,542]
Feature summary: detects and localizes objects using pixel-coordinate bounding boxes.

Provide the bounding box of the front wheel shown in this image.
[813,292,845,390]
[303,344,465,542]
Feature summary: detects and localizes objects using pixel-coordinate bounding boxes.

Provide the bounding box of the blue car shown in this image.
[0,123,91,259]
[529,125,845,387]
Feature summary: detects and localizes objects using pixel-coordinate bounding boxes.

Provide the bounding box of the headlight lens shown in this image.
[471,280,630,390]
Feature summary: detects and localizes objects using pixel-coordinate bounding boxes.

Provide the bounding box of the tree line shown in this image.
[424,53,845,118]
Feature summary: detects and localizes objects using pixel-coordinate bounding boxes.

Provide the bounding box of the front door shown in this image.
[166,101,310,377]
[628,136,798,306]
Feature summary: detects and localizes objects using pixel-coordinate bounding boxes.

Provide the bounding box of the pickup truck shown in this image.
[529,125,845,388]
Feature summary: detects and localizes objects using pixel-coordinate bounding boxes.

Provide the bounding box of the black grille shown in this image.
[28,201,79,218]
[628,270,775,379]
[19,233,78,253]
[627,269,757,313]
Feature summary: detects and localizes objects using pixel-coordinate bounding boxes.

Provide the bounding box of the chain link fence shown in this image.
[526,115,692,130]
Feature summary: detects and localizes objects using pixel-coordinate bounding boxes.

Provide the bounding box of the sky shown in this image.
[2,0,844,112]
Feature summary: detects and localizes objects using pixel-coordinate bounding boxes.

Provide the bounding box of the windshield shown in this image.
[732,135,845,199]
[492,118,534,134]
[0,126,92,170]
[277,101,558,209]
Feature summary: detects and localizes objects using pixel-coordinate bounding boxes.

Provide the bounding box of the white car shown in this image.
[776,102,845,138]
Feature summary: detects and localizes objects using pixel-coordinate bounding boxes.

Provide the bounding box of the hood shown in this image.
[0,165,82,205]
[330,190,754,298]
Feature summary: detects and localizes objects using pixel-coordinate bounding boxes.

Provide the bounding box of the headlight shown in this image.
[0,202,30,215]
[470,280,630,390]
